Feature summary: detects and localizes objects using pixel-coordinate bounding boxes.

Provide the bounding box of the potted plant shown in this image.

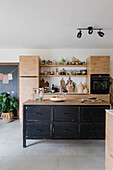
[0,92,18,123]
[61,58,66,65]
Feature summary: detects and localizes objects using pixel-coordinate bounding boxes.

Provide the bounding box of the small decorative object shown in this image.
[69,62,72,65]
[53,60,57,65]
[46,60,50,65]
[82,61,86,65]
[51,84,55,93]
[3,75,9,84]
[8,73,13,80]
[50,61,52,65]
[61,58,66,65]
[44,70,48,75]
[50,70,54,75]
[67,85,74,92]
[48,71,51,75]
[66,70,70,75]
[72,57,77,65]
[76,60,79,65]
[83,87,88,93]
[79,61,82,65]
[76,70,81,75]
[0,93,18,123]
[82,70,87,75]
[59,68,66,75]
[56,68,59,75]
[66,77,76,92]
[77,82,85,93]
[60,78,66,91]
[40,78,49,88]
[0,73,4,80]
[41,60,46,65]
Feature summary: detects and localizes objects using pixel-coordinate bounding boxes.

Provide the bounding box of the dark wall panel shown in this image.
[0,65,18,117]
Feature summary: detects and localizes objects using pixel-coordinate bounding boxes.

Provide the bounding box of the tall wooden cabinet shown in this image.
[19,56,40,121]
[86,56,110,93]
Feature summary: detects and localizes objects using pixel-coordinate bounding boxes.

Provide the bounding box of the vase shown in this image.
[1,112,14,123]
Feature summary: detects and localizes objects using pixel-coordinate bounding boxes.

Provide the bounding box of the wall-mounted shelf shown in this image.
[40,65,87,67]
[40,75,87,77]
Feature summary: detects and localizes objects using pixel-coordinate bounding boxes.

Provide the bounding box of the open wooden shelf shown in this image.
[40,75,87,77]
[40,65,87,67]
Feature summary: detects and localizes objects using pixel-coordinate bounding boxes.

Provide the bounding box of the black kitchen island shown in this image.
[23,99,110,147]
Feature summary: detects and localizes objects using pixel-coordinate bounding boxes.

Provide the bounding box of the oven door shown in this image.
[90,75,110,94]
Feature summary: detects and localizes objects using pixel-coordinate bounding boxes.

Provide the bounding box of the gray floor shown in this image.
[0,120,105,170]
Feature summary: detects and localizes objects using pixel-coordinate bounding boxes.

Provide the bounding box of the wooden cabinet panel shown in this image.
[19,56,39,76]
[19,77,39,121]
[91,56,110,74]
[87,56,110,74]
[105,111,113,170]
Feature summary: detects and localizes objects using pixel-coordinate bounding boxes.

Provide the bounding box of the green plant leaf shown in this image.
[0,92,18,113]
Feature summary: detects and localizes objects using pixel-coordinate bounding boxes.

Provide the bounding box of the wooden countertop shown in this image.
[23,99,110,106]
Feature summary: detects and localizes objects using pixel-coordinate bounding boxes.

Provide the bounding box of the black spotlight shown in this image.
[88,26,93,34]
[77,30,82,38]
[97,30,104,37]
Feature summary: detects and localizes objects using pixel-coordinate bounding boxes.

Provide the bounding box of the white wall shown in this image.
[0,49,112,90]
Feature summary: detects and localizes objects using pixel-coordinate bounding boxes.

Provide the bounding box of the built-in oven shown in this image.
[90,74,110,94]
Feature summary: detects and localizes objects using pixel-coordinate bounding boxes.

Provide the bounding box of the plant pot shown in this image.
[1,112,14,123]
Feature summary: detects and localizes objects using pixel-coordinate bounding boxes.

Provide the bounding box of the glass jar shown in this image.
[33,88,39,101]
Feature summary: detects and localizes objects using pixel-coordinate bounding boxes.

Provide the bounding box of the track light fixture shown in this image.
[77,26,104,38]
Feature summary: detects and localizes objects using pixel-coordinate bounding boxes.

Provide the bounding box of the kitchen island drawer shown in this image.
[54,106,79,122]
[80,106,109,123]
[26,105,51,121]
[54,122,78,139]
[26,123,50,139]
[80,124,105,139]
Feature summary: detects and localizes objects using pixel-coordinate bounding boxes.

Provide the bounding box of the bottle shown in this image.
[38,88,44,101]
[51,84,55,93]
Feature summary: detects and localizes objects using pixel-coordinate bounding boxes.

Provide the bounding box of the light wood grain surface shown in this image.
[23,99,110,106]
[19,56,39,76]
[105,111,113,170]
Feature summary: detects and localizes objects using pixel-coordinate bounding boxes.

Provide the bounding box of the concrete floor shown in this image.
[0,120,105,170]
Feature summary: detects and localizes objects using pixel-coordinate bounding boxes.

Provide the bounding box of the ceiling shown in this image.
[0,0,113,49]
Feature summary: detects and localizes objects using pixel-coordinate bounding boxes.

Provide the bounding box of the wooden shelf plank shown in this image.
[40,65,87,67]
[40,75,87,77]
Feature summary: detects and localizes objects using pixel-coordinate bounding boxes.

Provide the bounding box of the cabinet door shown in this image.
[19,56,39,76]
[54,106,79,122]
[90,56,110,74]
[54,122,78,139]
[80,124,105,139]
[19,77,39,121]
[26,105,51,121]
[80,106,108,123]
[26,123,50,139]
